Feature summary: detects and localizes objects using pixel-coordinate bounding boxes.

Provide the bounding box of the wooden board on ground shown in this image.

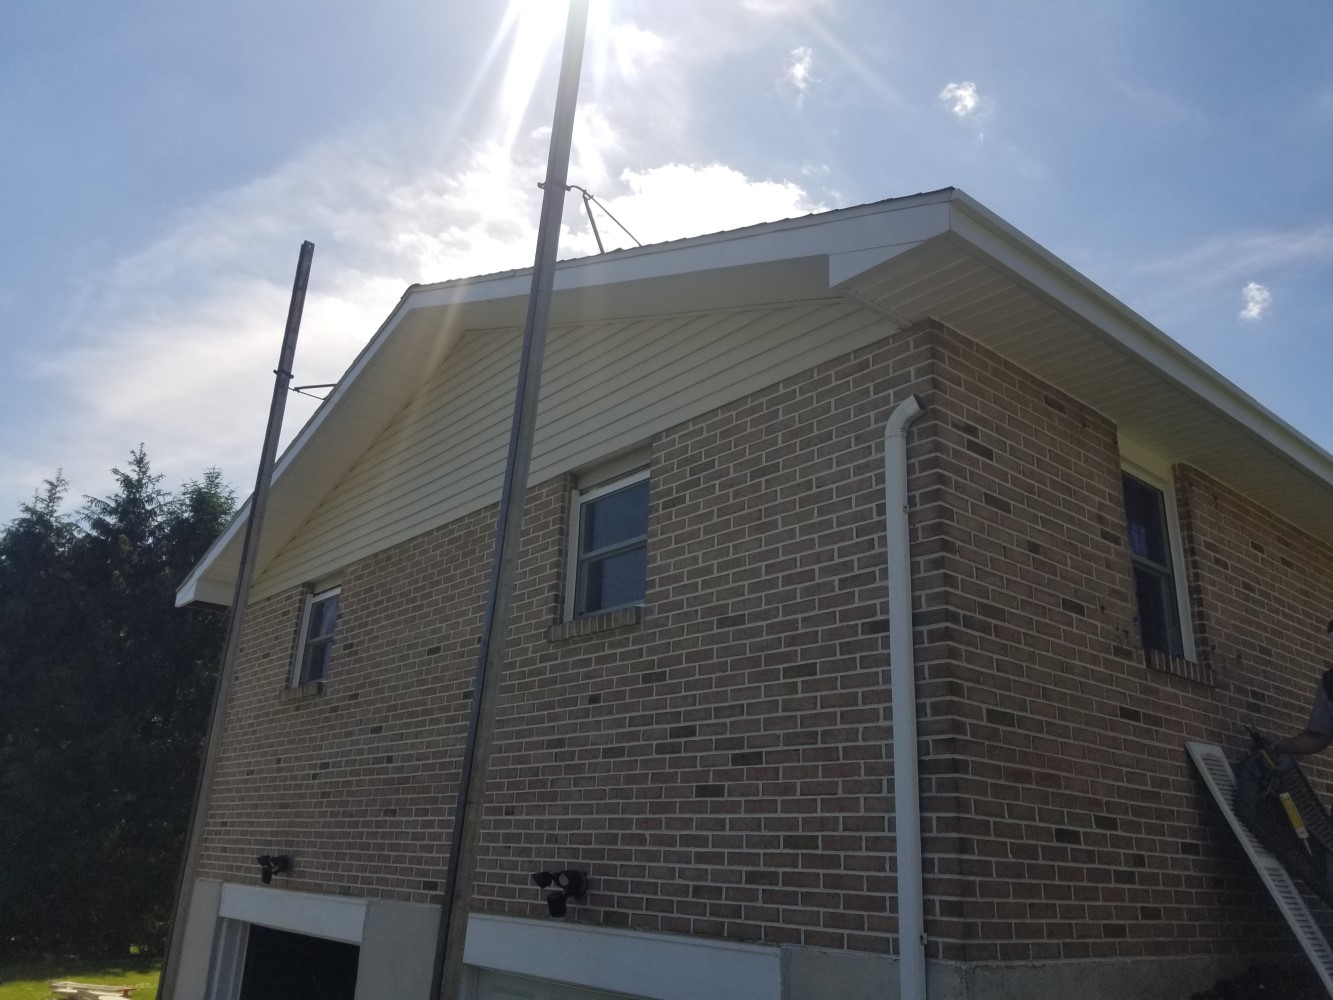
[49,981,143,1000]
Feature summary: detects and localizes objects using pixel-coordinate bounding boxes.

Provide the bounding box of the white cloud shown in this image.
[1109,78,1196,126]
[785,46,815,96]
[1125,225,1333,288]
[0,8,845,516]
[1239,282,1273,321]
[940,81,980,117]
[10,133,557,511]
[1095,225,1332,334]
[607,23,668,79]
[742,0,832,14]
[7,129,824,515]
[610,163,822,245]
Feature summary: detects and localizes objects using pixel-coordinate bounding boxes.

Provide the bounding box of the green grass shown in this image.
[0,960,159,1000]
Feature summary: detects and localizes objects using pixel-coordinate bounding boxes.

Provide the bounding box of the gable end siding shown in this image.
[251,299,892,603]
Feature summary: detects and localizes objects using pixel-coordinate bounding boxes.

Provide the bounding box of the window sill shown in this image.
[1144,648,1215,687]
[547,605,641,643]
[281,679,327,703]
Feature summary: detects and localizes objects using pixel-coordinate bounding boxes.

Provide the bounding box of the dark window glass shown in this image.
[582,546,647,613]
[1123,475,1170,565]
[298,590,339,683]
[239,925,359,1000]
[575,478,648,615]
[580,480,649,555]
[1121,473,1183,657]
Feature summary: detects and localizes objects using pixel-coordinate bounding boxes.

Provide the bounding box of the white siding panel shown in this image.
[252,300,891,600]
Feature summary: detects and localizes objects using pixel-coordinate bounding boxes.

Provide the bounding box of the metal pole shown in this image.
[581,191,604,253]
[157,241,315,1000]
[430,3,588,997]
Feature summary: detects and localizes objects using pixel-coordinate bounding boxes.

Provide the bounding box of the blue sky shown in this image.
[2,0,1331,517]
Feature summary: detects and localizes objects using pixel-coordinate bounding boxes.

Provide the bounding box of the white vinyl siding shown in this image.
[251,299,889,601]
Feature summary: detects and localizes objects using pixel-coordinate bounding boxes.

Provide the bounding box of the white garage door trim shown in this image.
[218,883,367,944]
[474,969,639,1000]
[463,914,781,1000]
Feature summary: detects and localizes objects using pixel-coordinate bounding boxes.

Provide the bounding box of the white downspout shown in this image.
[885,393,926,1000]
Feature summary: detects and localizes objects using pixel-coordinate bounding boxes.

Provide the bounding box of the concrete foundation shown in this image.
[354,899,440,1000]
[170,883,1275,1000]
[782,948,1264,1000]
[173,879,223,999]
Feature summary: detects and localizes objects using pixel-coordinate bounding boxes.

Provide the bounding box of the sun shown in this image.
[427,0,605,162]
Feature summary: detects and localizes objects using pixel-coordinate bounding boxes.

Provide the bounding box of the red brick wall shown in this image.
[198,318,1330,964]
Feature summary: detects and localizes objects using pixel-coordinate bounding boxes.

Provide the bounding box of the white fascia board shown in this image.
[179,576,235,609]
[946,191,1333,489]
[463,913,781,1000]
[411,191,956,307]
[175,498,249,607]
[175,290,422,608]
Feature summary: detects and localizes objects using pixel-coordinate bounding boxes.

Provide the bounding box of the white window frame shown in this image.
[564,468,650,621]
[207,885,367,1000]
[1121,451,1196,662]
[292,585,341,686]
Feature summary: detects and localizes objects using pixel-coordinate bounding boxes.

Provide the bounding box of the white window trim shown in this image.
[218,883,366,943]
[1121,455,1196,662]
[564,468,650,621]
[292,585,341,686]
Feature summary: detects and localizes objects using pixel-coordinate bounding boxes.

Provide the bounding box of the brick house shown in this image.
[167,188,1333,1000]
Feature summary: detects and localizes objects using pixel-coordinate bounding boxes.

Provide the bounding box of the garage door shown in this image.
[476,970,643,1000]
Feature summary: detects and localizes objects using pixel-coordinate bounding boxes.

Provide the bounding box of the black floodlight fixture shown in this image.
[554,870,587,896]
[531,868,588,918]
[547,891,570,918]
[257,854,292,885]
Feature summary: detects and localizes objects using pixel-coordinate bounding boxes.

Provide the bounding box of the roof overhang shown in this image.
[177,188,1333,607]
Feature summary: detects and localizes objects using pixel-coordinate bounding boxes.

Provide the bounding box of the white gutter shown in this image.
[884,393,926,1000]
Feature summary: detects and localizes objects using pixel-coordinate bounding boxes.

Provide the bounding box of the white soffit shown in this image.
[841,194,1333,544]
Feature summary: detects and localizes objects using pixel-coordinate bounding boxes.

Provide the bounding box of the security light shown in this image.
[257,854,292,885]
[530,868,588,918]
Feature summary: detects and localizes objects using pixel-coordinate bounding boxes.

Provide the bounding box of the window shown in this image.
[294,586,340,685]
[1121,471,1186,658]
[566,470,649,618]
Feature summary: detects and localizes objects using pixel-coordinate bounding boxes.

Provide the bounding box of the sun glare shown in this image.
[428,1,606,167]
[499,0,574,148]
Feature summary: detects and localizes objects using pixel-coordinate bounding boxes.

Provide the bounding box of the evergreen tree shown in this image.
[0,450,234,958]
